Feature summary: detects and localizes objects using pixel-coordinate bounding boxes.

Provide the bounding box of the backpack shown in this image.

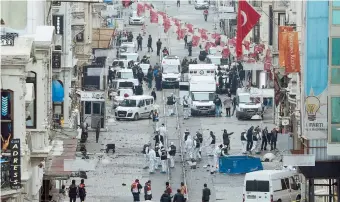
[77,185,86,197]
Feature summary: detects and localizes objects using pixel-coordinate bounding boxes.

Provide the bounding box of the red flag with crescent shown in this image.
[173,18,180,27]
[205,42,215,51]
[137,3,145,16]
[254,44,265,54]
[211,33,221,40]
[158,11,167,19]
[192,35,200,47]
[243,41,250,50]
[222,48,230,59]
[122,0,130,7]
[228,38,237,47]
[263,48,272,72]
[150,9,158,23]
[144,3,151,9]
[236,0,261,58]
[220,41,225,47]
[186,24,194,34]
[163,17,171,33]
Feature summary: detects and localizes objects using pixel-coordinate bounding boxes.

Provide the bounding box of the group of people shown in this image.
[241,126,279,154]
[131,179,188,202]
[59,179,86,202]
[139,34,168,57]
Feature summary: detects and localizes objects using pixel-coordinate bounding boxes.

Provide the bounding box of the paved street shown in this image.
[69,2,286,202]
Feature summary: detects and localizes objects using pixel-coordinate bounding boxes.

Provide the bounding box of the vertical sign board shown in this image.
[52,15,64,35]
[10,138,21,189]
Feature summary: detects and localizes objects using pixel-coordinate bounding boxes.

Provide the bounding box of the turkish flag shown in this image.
[220,41,225,47]
[150,9,158,23]
[163,17,171,33]
[158,11,166,19]
[228,38,236,47]
[254,44,265,54]
[192,36,200,47]
[236,0,261,58]
[211,33,221,40]
[243,41,250,50]
[186,24,194,34]
[137,3,145,16]
[144,3,151,9]
[263,48,272,72]
[173,18,180,26]
[205,42,215,51]
[122,0,130,7]
[222,48,230,59]
[201,31,208,41]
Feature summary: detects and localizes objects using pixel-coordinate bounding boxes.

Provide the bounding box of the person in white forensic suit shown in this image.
[185,134,194,160]
[193,136,201,160]
[142,142,151,169]
[159,146,168,173]
[154,143,161,169]
[168,142,176,168]
[183,95,190,119]
[159,123,167,137]
[148,148,156,173]
[241,129,248,154]
[210,144,223,174]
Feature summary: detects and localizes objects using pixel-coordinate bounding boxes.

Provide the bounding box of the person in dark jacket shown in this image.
[78,179,86,202]
[231,96,237,116]
[137,34,143,51]
[184,35,188,48]
[246,126,254,152]
[213,95,222,117]
[155,72,162,91]
[95,121,100,143]
[202,183,211,202]
[147,67,154,89]
[222,129,234,150]
[160,190,172,202]
[270,128,278,151]
[156,39,162,56]
[151,88,157,101]
[154,131,164,147]
[209,131,216,156]
[68,180,77,202]
[187,41,192,56]
[147,35,153,52]
[173,189,185,202]
[261,127,269,151]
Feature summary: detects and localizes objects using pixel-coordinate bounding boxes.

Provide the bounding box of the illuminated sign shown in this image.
[10,138,21,189]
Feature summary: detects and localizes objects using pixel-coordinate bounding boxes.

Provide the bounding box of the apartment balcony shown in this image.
[71,3,85,14]
[74,44,92,57]
[71,17,86,26]
[92,3,107,11]
[250,1,262,7]
[27,130,51,158]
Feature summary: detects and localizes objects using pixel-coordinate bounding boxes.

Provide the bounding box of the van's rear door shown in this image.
[245,180,271,202]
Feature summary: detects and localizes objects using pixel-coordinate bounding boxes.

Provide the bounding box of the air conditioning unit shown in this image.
[285,8,296,25]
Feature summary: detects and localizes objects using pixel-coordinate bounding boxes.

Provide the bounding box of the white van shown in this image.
[119,52,140,62]
[188,64,216,80]
[116,69,134,80]
[161,55,181,88]
[120,42,136,53]
[243,170,302,202]
[115,95,155,121]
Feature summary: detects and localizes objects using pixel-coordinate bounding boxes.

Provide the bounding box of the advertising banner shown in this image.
[285,31,301,73]
[278,26,294,68]
[10,138,21,189]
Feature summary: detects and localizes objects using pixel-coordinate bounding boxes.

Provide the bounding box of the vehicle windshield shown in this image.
[113,61,125,67]
[191,92,214,101]
[119,82,134,88]
[238,95,252,103]
[163,65,179,73]
[118,72,134,79]
[119,99,137,107]
[246,180,270,192]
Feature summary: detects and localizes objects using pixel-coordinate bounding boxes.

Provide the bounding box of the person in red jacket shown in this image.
[203,9,209,21]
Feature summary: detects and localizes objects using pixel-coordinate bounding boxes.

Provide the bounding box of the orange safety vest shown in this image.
[131,182,139,193]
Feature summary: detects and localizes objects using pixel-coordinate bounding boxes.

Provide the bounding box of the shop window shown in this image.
[331,68,340,84]
[331,97,340,124]
[92,103,101,114]
[1,90,13,152]
[332,38,340,66]
[26,71,37,128]
[332,10,340,25]
[331,125,340,143]
[85,101,91,114]
[281,178,290,190]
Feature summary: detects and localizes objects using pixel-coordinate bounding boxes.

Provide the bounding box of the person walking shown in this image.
[160,190,172,202]
[151,88,157,100]
[231,96,237,116]
[203,9,209,21]
[144,180,152,200]
[270,128,278,151]
[147,68,154,89]
[223,94,232,117]
[68,180,77,202]
[160,146,168,173]
[180,182,188,201]
[78,179,86,202]
[142,142,150,169]
[209,131,216,156]
[95,121,100,143]
[137,34,143,51]
[131,179,143,202]
[156,39,162,56]
[202,183,211,202]
[177,0,180,7]
[213,95,222,117]
[246,126,254,152]
[168,142,176,168]
[241,129,248,154]
[187,41,192,56]
[165,182,172,197]
[173,189,185,202]
[147,35,153,53]
[184,35,188,48]
[261,127,269,151]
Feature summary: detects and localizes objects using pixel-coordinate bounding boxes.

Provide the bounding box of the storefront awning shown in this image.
[52,80,64,102]
[44,139,77,179]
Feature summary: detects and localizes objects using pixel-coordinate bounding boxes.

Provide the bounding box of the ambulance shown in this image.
[161,55,181,88]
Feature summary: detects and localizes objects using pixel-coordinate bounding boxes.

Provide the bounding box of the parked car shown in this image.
[129,11,144,25]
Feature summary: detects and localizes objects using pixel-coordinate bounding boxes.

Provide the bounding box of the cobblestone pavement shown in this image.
[69,2,287,202]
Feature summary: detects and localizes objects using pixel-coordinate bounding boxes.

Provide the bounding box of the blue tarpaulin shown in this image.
[219,155,263,174]
[52,80,64,102]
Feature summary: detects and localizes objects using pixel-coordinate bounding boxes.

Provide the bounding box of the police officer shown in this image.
[155,143,161,169]
[187,41,193,56]
[168,142,176,168]
[131,179,142,202]
[137,34,143,51]
[160,146,168,173]
[156,39,162,56]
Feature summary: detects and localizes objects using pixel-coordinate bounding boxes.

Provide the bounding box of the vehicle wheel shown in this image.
[277,200,282,202]
[134,113,139,121]
[116,118,120,121]
[149,111,153,119]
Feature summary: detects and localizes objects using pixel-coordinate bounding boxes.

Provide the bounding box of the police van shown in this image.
[161,55,181,88]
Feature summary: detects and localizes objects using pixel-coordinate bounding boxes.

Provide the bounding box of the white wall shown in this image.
[26,0,47,34]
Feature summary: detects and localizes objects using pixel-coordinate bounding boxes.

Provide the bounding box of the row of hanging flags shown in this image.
[136,1,274,70]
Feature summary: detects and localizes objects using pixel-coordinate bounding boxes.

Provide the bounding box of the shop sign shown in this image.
[80,91,105,101]
[10,138,21,189]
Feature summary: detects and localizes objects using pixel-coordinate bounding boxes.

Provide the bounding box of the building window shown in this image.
[253,22,260,43]
[331,125,340,143]
[278,13,286,26]
[332,10,340,25]
[26,71,36,128]
[333,0,340,7]
[331,97,340,124]
[1,90,13,152]
[332,38,340,66]
[331,68,340,84]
